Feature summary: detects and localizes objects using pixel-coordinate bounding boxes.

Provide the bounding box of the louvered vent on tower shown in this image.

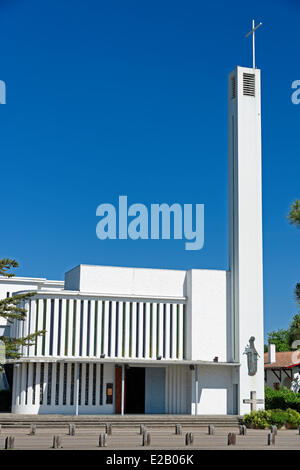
[243,73,255,97]
[231,76,236,99]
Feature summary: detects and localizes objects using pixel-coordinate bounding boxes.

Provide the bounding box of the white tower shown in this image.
[228,66,264,414]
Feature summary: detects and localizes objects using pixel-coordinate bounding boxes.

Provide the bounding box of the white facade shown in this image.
[6,265,237,415]
[1,66,264,415]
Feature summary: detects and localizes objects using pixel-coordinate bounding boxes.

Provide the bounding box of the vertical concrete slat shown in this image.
[35,363,40,407]
[95,363,100,408]
[95,301,101,357]
[28,300,36,357]
[145,302,150,359]
[88,363,93,406]
[51,362,57,407]
[44,299,51,357]
[110,301,116,358]
[27,363,34,406]
[36,299,43,357]
[60,299,66,357]
[42,362,48,406]
[131,303,137,359]
[103,301,109,357]
[124,302,130,358]
[74,299,81,357]
[81,363,86,408]
[117,302,123,358]
[52,299,59,357]
[89,301,95,357]
[59,362,64,406]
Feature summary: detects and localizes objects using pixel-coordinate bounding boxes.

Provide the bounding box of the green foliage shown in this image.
[0,291,35,323]
[265,329,290,352]
[287,199,300,227]
[243,408,300,429]
[265,314,300,351]
[0,258,45,369]
[0,258,19,277]
[244,390,300,429]
[288,313,300,346]
[286,408,300,428]
[295,284,300,306]
[287,201,300,318]
[265,386,300,412]
[243,409,271,429]
[268,409,289,427]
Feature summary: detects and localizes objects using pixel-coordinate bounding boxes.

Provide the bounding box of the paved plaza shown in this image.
[0,425,300,450]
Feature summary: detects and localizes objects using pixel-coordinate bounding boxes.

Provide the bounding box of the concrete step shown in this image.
[0,413,242,428]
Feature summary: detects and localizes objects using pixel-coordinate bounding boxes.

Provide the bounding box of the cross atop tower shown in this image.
[245,19,262,69]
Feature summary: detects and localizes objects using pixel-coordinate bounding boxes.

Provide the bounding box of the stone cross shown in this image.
[243,391,264,411]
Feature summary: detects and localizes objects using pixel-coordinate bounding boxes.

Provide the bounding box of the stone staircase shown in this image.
[0,413,242,428]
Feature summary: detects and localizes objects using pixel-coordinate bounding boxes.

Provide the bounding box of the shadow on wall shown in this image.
[0,389,11,411]
[0,365,12,411]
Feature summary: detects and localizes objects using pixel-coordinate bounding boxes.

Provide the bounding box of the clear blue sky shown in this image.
[0,0,299,338]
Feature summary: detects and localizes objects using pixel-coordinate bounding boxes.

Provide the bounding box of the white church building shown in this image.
[0,65,264,415]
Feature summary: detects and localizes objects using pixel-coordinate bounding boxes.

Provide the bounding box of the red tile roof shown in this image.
[264,351,300,369]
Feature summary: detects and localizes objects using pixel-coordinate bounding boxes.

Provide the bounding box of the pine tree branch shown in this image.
[295,283,300,305]
[0,330,46,361]
[0,258,47,370]
[0,258,19,277]
[287,199,300,227]
[0,292,35,323]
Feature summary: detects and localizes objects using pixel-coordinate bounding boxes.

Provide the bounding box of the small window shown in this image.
[106,383,113,404]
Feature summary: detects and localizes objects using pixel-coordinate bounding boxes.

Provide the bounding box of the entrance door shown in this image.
[125,367,145,414]
[145,368,165,413]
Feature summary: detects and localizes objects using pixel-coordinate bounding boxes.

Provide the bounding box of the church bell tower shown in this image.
[228,65,264,414]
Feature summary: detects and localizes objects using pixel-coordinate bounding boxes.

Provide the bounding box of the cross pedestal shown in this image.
[243,391,264,411]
